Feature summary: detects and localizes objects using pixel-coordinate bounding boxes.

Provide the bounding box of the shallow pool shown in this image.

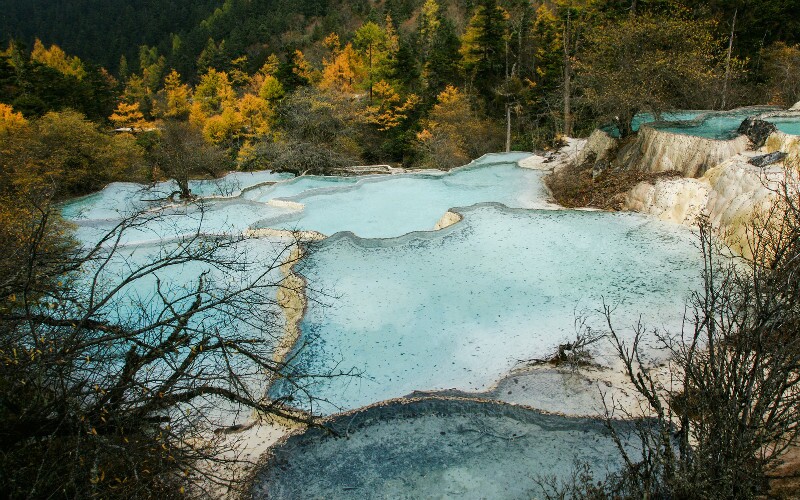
[654,107,778,140]
[766,116,800,136]
[604,110,707,137]
[60,170,292,223]
[272,204,702,414]
[257,154,549,238]
[253,398,642,500]
[61,154,704,426]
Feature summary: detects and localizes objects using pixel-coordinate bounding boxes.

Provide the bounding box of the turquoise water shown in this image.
[188,170,293,198]
[60,170,292,222]
[61,155,703,421]
[65,234,293,426]
[766,116,800,136]
[605,110,706,137]
[69,198,296,246]
[242,175,360,202]
[254,398,642,499]
[63,154,549,244]
[654,107,779,140]
[273,204,702,414]
[256,153,550,238]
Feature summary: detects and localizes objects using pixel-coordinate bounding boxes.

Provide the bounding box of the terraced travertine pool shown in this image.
[61,152,703,495]
[766,115,800,136]
[652,106,779,139]
[271,203,700,414]
[604,110,707,137]
[252,398,644,499]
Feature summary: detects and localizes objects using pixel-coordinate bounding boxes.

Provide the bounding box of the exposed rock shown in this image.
[518,138,587,172]
[625,155,785,257]
[765,131,800,154]
[433,210,462,230]
[330,164,392,176]
[626,177,710,225]
[622,125,750,178]
[591,159,610,180]
[738,118,777,148]
[749,151,787,167]
[791,101,800,111]
[266,198,305,210]
[577,128,618,166]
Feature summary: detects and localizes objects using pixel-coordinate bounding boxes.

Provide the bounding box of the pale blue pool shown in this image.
[766,116,800,136]
[255,153,550,238]
[605,110,707,137]
[654,107,779,140]
[60,170,292,222]
[272,204,702,414]
[253,398,643,499]
[62,154,703,422]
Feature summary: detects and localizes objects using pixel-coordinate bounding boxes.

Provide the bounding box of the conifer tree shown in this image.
[460,0,509,109]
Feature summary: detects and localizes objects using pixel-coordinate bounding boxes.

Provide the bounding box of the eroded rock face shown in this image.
[577,128,618,166]
[625,155,784,257]
[738,118,778,148]
[433,210,462,230]
[626,177,710,225]
[622,126,750,178]
[765,131,800,154]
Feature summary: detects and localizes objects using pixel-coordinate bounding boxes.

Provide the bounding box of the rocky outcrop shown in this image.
[626,178,710,225]
[749,151,787,167]
[577,128,618,166]
[765,131,800,154]
[738,118,778,148]
[623,125,751,178]
[433,210,462,230]
[625,155,784,257]
[266,198,305,211]
[517,138,587,172]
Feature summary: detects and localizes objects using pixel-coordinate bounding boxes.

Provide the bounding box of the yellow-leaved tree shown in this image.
[237,94,272,137]
[158,70,192,120]
[30,39,86,80]
[109,102,147,131]
[320,43,364,93]
[195,69,236,115]
[417,85,501,169]
[0,104,28,136]
[363,80,419,131]
[292,50,318,85]
[203,107,244,148]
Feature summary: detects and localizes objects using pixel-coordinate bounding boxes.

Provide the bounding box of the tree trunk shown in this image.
[505,103,512,152]
[721,9,737,110]
[368,44,373,103]
[563,10,573,137]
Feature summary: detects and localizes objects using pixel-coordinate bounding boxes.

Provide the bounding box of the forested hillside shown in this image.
[2,0,798,78]
[0,0,222,71]
[2,0,799,170]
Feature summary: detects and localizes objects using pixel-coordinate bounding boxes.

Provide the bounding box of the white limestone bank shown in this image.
[518,137,587,172]
[625,154,786,257]
[624,125,750,178]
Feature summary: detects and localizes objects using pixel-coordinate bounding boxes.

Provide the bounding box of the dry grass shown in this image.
[546,160,683,210]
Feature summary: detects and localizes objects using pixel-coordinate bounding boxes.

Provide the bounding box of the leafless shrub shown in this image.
[0,203,349,498]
